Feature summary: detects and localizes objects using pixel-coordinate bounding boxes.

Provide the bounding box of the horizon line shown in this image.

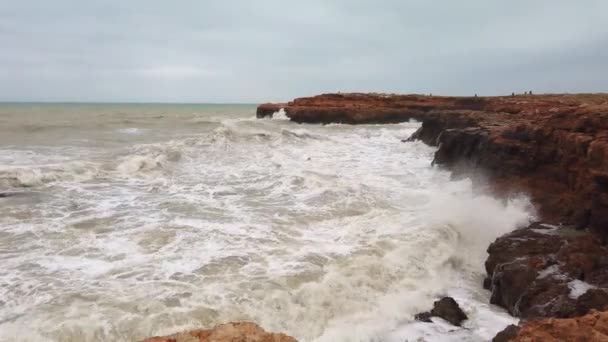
[1,91,607,105]
[0,101,261,105]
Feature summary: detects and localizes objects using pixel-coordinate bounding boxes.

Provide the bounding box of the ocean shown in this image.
[0,103,532,341]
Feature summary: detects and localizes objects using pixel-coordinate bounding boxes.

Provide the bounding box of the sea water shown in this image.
[0,103,531,341]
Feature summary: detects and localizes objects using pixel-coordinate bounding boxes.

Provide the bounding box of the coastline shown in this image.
[146,93,608,341]
[258,93,608,231]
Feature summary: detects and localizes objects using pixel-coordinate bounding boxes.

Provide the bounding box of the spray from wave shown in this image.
[272,108,289,120]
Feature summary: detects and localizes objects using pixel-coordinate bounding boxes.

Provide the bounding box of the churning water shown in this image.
[0,103,533,341]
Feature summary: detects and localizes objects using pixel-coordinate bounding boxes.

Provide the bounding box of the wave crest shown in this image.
[0,162,101,188]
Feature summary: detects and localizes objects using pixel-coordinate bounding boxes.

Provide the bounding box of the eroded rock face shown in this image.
[485,223,608,319]
[424,106,608,233]
[142,322,298,342]
[415,297,468,326]
[258,93,608,232]
[256,104,284,118]
[492,325,521,342]
[499,310,608,342]
[259,93,487,124]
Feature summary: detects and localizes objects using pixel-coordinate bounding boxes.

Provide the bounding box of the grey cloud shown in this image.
[0,0,607,102]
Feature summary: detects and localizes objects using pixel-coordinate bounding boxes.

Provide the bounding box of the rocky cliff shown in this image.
[257,92,608,341]
[259,93,608,232]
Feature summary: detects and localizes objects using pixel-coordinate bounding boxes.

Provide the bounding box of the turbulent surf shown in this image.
[0,104,532,341]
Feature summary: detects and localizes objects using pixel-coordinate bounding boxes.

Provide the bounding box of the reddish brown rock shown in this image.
[256,93,608,340]
[415,296,468,326]
[256,103,285,118]
[485,223,608,319]
[142,322,298,342]
[492,324,521,342]
[258,93,608,233]
[498,310,608,342]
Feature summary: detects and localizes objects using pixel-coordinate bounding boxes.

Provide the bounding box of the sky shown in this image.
[0,1,607,103]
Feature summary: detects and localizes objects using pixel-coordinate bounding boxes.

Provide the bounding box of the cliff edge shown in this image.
[259,93,608,232]
[257,92,608,341]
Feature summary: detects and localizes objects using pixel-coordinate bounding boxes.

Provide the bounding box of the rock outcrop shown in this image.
[142,322,298,342]
[258,93,608,232]
[257,92,608,341]
[492,325,521,342]
[494,310,608,342]
[485,223,608,319]
[257,103,285,119]
[415,296,468,326]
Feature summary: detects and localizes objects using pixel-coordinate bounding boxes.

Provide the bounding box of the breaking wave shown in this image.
[0,145,183,189]
[272,108,289,120]
[0,162,101,188]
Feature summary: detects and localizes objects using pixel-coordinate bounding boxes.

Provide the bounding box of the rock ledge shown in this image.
[142,322,298,342]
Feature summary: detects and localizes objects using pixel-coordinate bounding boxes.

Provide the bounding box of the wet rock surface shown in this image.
[485,223,608,319]
[415,296,468,326]
[258,93,608,232]
[142,322,298,342]
[498,310,608,342]
[492,324,521,342]
[257,92,608,341]
[257,103,284,118]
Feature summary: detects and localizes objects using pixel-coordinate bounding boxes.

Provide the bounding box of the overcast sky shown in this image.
[1,1,607,103]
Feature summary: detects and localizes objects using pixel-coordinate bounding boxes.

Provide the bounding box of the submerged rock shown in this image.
[142,322,298,342]
[415,296,468,326]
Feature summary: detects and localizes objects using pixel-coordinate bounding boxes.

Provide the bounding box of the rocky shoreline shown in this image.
[145,93,608,341]
[258,93,608,232]
[258,93,608,341]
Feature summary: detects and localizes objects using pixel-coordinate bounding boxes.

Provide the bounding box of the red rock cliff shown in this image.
[258,93,608,232]
[257,92,608,341]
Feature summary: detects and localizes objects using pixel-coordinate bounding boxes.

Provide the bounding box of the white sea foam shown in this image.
[0,105,530,342]
[117,127,142,134]
[115,145,181,177]
[272,108,289,120]
[568,280,596,299]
